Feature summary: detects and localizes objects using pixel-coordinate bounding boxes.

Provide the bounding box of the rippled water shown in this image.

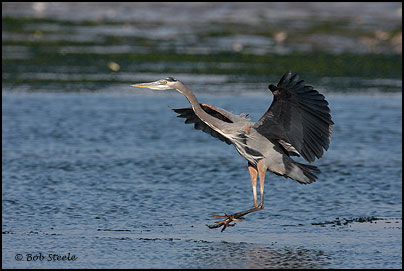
[2,90,402,268]
[2,2,402,269]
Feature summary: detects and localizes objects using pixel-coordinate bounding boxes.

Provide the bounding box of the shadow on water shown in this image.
[187,241,330,269]
[3,226,332,268]
[76,230,332,268]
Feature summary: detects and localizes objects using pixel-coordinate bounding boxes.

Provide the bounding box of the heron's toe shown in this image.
[206,212,247,231]
[209,213,228,219]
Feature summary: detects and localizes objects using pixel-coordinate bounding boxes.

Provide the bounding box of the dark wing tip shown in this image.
[277,71,292,87]
[277,71,305,90]
[270,71,302,91]
[268,84,278,92]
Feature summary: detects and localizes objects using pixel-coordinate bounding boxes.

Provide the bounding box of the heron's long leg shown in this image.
[248,162,258,207]
[257,159,267,209]
[207,160,267,232]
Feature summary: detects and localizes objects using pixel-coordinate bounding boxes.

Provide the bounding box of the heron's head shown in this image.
[131,77,179,90]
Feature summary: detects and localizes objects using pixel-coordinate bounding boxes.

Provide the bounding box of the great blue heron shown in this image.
[131,72,333,232]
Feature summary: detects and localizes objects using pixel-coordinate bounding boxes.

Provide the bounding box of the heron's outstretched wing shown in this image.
[172,104,251,145]
[252,72,334,162]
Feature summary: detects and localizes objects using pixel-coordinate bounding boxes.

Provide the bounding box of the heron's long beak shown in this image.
[130,82,155,88]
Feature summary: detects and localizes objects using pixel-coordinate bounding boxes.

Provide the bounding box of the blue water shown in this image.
[2,2,402,268]
[2,91,402,268]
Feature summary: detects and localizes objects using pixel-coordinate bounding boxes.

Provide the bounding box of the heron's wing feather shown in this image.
[199,104,252,123]
[173,104,249,145]
[173,104,232,144]
[278,139,301,157]
[252,72,334,162]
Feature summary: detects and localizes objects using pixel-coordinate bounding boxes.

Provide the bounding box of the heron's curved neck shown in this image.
[176,83,200,109]
[175,82,229,130]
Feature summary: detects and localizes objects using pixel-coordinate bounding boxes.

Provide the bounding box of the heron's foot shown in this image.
[206,212,246,232]
[206,206,263,232]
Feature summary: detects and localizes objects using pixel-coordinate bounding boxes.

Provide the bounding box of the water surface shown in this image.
[2,2,402,269]
[2,91,402,268]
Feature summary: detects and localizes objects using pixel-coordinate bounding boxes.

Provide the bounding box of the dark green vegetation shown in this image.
[3,51,401,79]
[2,16,402,91]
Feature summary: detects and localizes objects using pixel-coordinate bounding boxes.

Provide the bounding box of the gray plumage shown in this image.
[131,72,334,231]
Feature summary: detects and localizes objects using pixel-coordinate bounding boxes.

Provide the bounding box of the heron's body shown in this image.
[132,72,333,231]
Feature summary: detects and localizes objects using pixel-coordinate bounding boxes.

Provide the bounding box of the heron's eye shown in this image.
[163,80,167,84]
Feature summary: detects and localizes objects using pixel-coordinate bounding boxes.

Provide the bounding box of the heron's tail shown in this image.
[287,162,320,184]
